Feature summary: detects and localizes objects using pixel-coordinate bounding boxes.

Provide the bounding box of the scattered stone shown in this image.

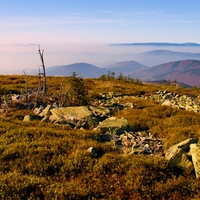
[162,100,172,106]
[86,147,98,157]
[33,106,44,115]
[23,115,40,122]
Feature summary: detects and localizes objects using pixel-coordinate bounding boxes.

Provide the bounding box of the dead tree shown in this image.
[35,65,42,103]
[38,45,47,95]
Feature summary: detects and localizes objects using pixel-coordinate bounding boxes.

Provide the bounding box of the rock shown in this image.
[190,144,200,178]
[49,106,93,125]
[165,147,193,173]
[86,147,98,157]
[92,134,104,143]
[100,134,111,142]
[89,105,110,118]
[11,95,20,101]
[165,138,198,174]
[97,117,128,134]
[143,144,152,154]
[176,138,198,151]
[39,105,53,117]
[23,115,40,122]
[82,116,99,129]
[33,106,44,115]
[162,100,172,106]
[41,116,50,123]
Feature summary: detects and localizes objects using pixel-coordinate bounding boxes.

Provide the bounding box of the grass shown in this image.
[0,75,200,199]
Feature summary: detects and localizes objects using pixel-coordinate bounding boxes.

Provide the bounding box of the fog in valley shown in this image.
[1,43,200,74]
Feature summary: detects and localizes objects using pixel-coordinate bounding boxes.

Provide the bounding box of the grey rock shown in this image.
[23,115,40,122]
[165,138,198,174]
[97,117,128,134]
[165,147,193,173]
[33,106,44,115]
[41,116,50,123]
[39,105,53,117]
[89,105,110,117]
[176,138,198,151]
[190,144,200,178]
[49,106,93,125]
[162,100,172,106]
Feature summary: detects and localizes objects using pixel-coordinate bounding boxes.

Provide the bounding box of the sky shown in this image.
[1,0,200,72]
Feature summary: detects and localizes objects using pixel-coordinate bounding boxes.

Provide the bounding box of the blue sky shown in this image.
[1,0,200,71]
[1,0,200,44]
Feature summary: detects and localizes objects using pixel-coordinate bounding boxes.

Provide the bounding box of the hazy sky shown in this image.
[1,0,200,72]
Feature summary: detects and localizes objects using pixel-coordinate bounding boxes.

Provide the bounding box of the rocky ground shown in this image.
[1,90,200,177]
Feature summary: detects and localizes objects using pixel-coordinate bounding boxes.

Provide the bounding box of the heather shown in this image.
[0,75,200,199]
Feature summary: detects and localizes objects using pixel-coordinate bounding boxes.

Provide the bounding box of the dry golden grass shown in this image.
[0,74,200,199]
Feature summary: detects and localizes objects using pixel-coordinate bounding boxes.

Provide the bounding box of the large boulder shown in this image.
[49,106,94,127]
[97,117,128,135]
[190,144,200,178]
[165,138,198,174]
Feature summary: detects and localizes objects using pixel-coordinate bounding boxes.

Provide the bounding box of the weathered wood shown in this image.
[38,45,46,95]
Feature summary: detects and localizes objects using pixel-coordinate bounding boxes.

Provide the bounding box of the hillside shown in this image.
[104,60,147,76]
[46,62,103,77]
[133,60,200,86]
[0,75,200,198]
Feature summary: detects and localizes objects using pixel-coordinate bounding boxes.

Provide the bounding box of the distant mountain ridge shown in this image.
[5,49,200,86]
[46,59,200,86]
[46,61,147,78]
[133,60,200,86]
[131,49,200,67]
[111,42,200,47]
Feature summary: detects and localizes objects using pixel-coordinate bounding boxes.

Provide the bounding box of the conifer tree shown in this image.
[68,72,88,106]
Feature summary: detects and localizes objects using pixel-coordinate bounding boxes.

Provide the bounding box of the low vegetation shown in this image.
[0,74,200,199]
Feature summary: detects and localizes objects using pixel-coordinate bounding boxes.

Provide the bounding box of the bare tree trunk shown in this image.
[38,45,46,95]
[35,65,42,103]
